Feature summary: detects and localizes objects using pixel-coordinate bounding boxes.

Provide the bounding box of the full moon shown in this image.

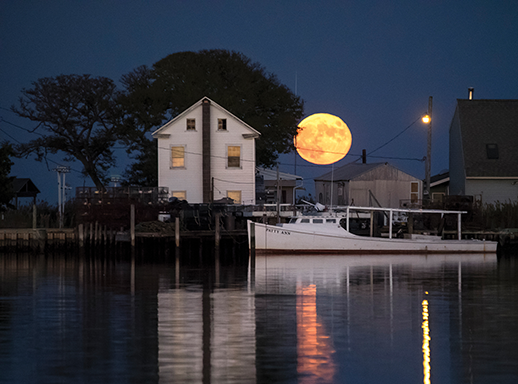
[294,113,352,165]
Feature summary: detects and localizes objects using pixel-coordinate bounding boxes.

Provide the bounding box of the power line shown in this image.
[0,127,21,143]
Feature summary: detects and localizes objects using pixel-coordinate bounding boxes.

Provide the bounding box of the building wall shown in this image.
[210,108,256,205]
[466,179,518,205]
[157,103,256,204]
[315,164,422,208]
[157,107,204,203]
[449,109,466,195]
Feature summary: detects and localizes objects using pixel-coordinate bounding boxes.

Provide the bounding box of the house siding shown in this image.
[155,99,257,204]
[466,179,518,205]
[315,163,422,208]
[449,108,466,195]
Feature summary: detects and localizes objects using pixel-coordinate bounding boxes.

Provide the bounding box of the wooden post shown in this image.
[249,222,256,274]
[250,222,256,259]
[408,213,414,235]
[78,224,84,248]
[215,212,221,248]
[175,216,180,248]
[370,211,374,237]
[32,204,37,229]
[130,204,135,248]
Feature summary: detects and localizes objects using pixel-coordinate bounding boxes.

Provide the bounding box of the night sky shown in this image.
[1,1,517,204]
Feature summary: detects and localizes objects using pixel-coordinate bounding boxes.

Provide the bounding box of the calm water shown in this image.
[1,252,518,384]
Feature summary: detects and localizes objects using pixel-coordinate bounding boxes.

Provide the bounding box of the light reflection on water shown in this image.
[1,253,518,384]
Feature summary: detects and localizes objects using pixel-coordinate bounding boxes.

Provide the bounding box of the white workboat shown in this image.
[247,206,497,254]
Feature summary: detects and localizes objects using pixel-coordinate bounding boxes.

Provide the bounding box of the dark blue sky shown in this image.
[1,0,517,204]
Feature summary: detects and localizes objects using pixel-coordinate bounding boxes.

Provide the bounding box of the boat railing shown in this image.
[342,206,467,240]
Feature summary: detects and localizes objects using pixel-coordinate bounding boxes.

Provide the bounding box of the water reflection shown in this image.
[2,252,518,384]
[422,297,431,384]
[296,284,336,383]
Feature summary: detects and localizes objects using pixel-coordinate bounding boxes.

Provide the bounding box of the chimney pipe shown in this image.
[362,149,367,164]
[468,87,474,100]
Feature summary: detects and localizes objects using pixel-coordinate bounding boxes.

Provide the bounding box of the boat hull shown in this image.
[247,221,497,254]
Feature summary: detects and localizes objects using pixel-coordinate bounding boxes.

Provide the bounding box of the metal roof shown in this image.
[256,167,303,181]
[314,162,387,181]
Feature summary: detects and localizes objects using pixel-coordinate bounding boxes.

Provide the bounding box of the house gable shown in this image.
[152,97,260,204]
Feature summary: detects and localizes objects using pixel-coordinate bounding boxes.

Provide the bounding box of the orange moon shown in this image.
[294,113,352,165]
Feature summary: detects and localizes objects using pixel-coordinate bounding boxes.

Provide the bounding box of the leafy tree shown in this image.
[0,143,15,211]
[120,49,304,184]
[12,74,121,191]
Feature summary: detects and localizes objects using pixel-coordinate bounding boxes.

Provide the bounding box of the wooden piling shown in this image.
[78,224,84,248]
[215,212,221,248]
[130,204,135,247]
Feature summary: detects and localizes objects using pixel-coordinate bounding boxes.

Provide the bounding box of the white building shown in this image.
[152,97,260,204]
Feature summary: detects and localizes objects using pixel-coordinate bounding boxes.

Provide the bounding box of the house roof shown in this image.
[456,99,518,177]
[152,96,261,137]
[314,162,388,181]
[430,171,449,188]
[256,167,303,181]
[11,177,40,197]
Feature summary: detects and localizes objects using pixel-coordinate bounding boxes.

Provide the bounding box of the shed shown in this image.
[256,167,303,204]
[314,162,422,208]
[10,178,40,206]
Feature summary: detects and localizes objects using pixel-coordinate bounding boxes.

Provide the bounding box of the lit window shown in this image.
[228,146,240,168]
[186,119,195,131]
[227,191,241,204]
[172,191,186,200]
[218,118,227,131]
[171,146,185,168]
[486,144,499,159]
[411,182,419,202]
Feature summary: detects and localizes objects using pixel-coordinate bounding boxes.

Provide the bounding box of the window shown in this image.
[326,219,337,223]
[227,146,240,168]
[227,191,241,204]
[218,118,227,131]
[432,192,444,203]
[300,219,310,223]
[411,181,419,202]
[313,219,323,224]
[186,119,195,131]
[171,146,185,168]
[486,144,499,159]
[172,191,186,201]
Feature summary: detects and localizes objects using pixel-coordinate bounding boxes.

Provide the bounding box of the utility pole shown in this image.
[425,96,433,201]
[55,166,70,228]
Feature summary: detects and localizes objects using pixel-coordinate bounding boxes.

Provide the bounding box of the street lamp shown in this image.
[422,96,433,202]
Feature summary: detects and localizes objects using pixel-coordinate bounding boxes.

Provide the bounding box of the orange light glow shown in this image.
[422,115,431,124]
[422,299,431,384]
[295,113,352,165]
[297,284,336,383]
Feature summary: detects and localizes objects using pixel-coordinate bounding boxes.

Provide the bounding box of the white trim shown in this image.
[152,97,261,137]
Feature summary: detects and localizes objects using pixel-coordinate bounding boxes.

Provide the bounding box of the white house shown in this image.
[152,97,260,204]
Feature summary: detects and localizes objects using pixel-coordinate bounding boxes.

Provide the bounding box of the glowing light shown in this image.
[422,114,431,124]
[295,113,352,165]
[297,284,336,383]
[422,299,431,384]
